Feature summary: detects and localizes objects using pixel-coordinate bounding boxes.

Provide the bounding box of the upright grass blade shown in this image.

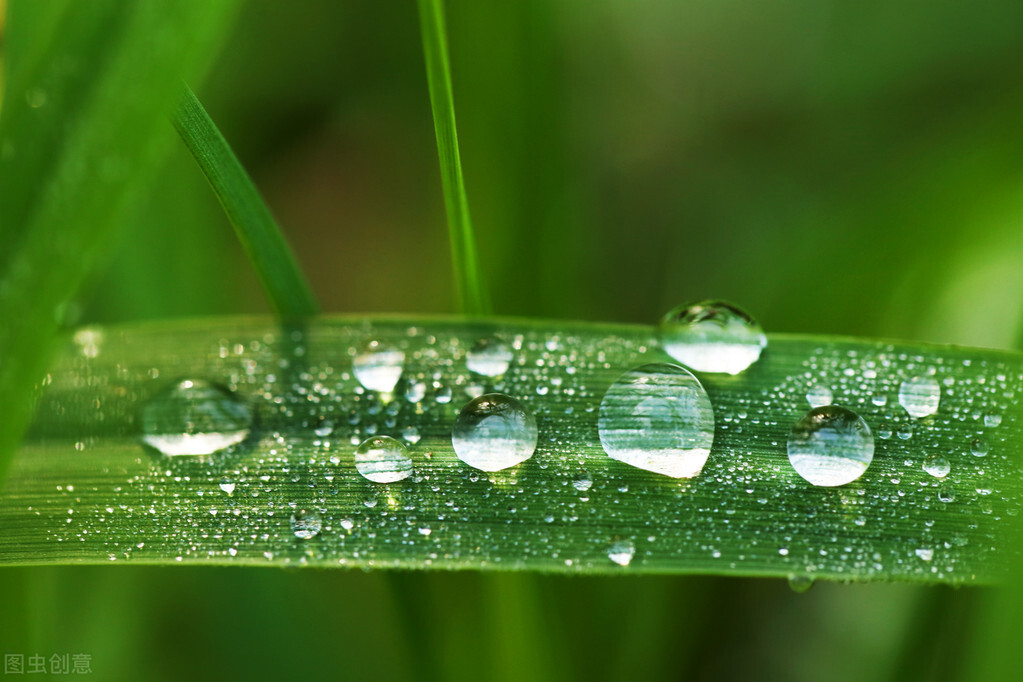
[172,85,320,321]
[3,315,1021,584]
[0,0,240,487]
[417,0,490,316]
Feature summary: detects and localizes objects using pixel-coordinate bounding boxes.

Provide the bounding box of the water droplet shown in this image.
[922,455,950,478]
[897,423,914,440]
[607,537,635,566]
[405,381,427,403]
[871,393,888,407]
[140,379,251,457]
[290,510,322,540]
[598,363,714,478]
[971,438,989,457]
[915,548,934,562]
[466,335,512,377]
[938,487,955,503]
[402,425,421,445]
[806,384,833,408]
[658,300,766,374]
[355,436,413,483]
[899,376,940,419]
[787,405,873,487]
[984,411,1003,428]
[452,393,537,472]
[353,340,404,393]
[573,475,593,492]
[313,420,333,437]
[787,575,815,593]
[219,479,236,495]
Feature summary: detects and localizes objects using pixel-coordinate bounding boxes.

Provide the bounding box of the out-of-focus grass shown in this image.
[4,0,1023,680]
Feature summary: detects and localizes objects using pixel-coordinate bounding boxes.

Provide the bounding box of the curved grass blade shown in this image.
[172,84,320,321]
[417,0,490,316]
[0,0,240,486]
[2,315,1020,583]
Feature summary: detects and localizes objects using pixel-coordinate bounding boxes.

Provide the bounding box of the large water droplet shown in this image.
[658,300,766,374]
[598,363,714,478]
[466,335,512,377]
[140,379,251,457]
[923,455,950,478]
[787,405,873,487]
[290,510,322,540]
[452,393,537,472]
[898,376,940,419]
[607,537,636,566]
[353,340,405,393]
[355,436,413,483]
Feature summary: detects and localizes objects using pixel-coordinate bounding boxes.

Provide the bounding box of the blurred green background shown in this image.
[5,0,1023,679]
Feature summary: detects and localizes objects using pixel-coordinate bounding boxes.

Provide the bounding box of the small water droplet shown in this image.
[573,475,593,492]
[466,335,513,377]
[355,436,413,483]
[923,455,950,478]
[915,548,934,562]
[787,405,873,487]
[598,363,714,478]
[899,376,940,419]
[219,478,236,495]
[607,537,635,566]
[984,411,1003,428]
[659,301,766,374]
[871,393,888,407]
[787,575,815,593]
[140,379,251,457]
[353,340,405,393]
[405,381,427,403]
[971,438,989,457]
[313,420,333,437]
[452,393,537,471]
[290,510,322,539]
[938,487,955,503]
[806,384,834,408]
[402,425,421,445]
[897,423,914,440]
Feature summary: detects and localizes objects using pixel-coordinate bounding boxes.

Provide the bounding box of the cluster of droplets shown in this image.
[126,302,1012,573]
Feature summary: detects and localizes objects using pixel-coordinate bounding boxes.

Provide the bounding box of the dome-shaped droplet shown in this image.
[787,405,873,487]
[806,384,833,408]
[140,379,251,457]
[452,393,537,472]
[290,509,322,539]
[466,335,512,377]
[355,435,413,483]
[597,363,714,478]
[607,537,636,566]
[923,455,950,478]
[658,301,766,374]
[353,340,405,393]
[898,376,940,419]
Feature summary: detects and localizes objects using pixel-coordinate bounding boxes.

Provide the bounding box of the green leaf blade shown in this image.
[172,85,320,321]
[3,315,1019,583]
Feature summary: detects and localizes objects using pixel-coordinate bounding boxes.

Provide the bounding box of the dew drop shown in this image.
[573,475,593,492]
[219,479,236,495]
[452,393,537,472]
[970,438,989,458]
[658,300,766,374]
[922,455,950,479]
[787,575,815,593]
[607,537,635,566]
[598,363,714,478]
[140,379,251,457]
[290,510,322,540]
[898,376,940,419]
[355,436,413,483]
[915,548,934,562]
[984,411,1003,428]
[787,405,873,487]
[466,335,513,377]
[871,393,888,407]
[353,340,404,393]
[806,384,834,408]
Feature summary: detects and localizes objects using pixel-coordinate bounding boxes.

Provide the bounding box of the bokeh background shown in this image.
[5,0,1023,679]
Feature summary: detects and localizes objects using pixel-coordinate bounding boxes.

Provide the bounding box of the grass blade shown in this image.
[0,0,240,486]
[417,0,490,316]
[172,84,320,321]
[2,315,1020,584]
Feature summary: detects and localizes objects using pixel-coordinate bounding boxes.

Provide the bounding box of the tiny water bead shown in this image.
[787,575,815,594]
[290,510,322,540]
[465,335,513,377]
[598,363,714,478]
[607,537,636,567]
[787,405,874,487]
[658,300,766,375]
[355,436,413,483]
[140,379,252,457]
[806,384,834,408]
[923,455,951,479]
[452,393,538,472]
[898,375,940,419]
[353,340,405,393]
